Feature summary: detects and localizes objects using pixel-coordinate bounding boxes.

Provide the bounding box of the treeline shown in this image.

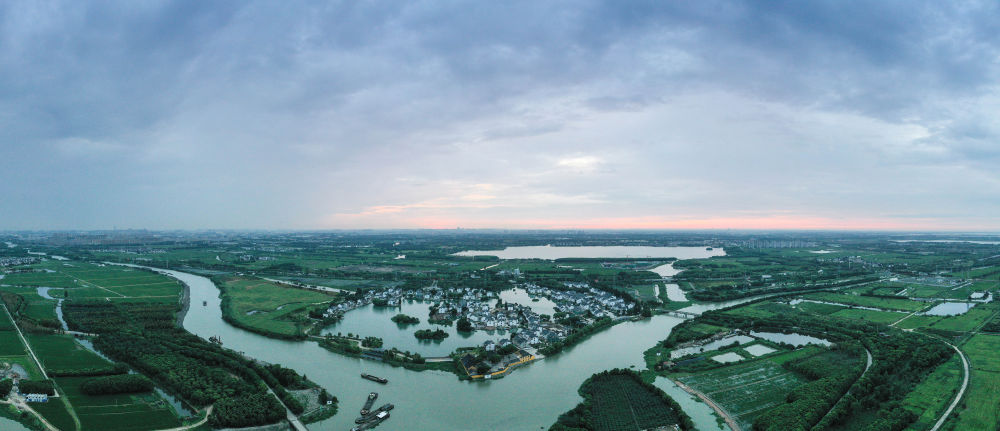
[687,276,881,301]
[18,380,55,396]
[551,368,694,431]
[539,317,615,356]
[209,393,286,428]
[753,345,865,430]
[48,362,128,377]
[64,301,179,333]
[80,374,153,395]
[0,379,12,398]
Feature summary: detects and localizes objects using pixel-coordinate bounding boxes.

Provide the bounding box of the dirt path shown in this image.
[152,405,214,431]
[672,379,741,431]
[930,342,968,431]
[1,398,61,431]
[1,303,50,381]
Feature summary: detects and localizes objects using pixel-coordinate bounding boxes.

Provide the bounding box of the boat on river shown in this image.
[351,411,390,431]
[361,373,388,384]
[355,403,394,423]
[360,392,378,415]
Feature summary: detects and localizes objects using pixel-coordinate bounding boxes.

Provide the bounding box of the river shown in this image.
[157,268,703,430]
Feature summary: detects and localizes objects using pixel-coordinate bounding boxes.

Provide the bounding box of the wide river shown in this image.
[154,246,739,431]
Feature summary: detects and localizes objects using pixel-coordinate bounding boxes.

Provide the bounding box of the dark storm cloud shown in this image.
[0,1,998,229]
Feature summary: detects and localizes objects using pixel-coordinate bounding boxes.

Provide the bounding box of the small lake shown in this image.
[454,245,725,260]
[750,331,832,347]
[663,284,688,302]
[924,302,977,316]
[670,335,755,359]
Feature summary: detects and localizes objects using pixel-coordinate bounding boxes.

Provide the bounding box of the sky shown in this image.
[2,1,999,231]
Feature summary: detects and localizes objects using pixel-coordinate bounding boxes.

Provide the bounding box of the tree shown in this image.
[457,317,473,332]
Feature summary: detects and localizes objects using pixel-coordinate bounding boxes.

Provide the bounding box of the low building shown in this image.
[24,393,48,403]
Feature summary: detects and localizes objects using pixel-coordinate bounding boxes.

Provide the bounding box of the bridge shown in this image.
[661,310,699,318]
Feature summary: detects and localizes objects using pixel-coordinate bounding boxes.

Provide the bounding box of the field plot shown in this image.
[802,292,925,311]
[57,376,182,431]
[221,278,335,336]
[31,400,76,431]
[1,270,78,288]
[901,355,963,430]
[271,276,400,292]
[830,308,905,324]
[26,334,112,372]
[950,334,1000,430]
[582,373,682,431]
[677,357,807,429]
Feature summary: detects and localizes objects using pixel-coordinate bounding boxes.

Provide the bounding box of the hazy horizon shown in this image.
[3,1,999,231]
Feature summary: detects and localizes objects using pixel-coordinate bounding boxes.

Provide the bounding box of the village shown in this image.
[320,280,638,377]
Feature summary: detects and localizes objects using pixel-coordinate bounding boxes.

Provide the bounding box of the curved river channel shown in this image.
[154,268,750,431]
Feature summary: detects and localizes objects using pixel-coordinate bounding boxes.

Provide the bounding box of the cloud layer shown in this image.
[2,1,999,230]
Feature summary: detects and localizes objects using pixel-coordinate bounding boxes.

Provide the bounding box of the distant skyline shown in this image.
[2,1,999,230]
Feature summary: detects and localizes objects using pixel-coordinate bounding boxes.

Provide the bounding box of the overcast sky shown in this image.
[2,1,999,230]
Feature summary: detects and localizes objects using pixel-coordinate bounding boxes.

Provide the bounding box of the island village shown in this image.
[319,279,638,379]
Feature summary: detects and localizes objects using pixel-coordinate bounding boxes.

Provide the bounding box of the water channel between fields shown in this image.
[145,246,749,431]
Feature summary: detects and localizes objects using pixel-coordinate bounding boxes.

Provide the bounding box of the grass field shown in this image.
[803,292,926,312]
[901,354,963,430]
[4,262,182,301]
[676,352,810,429]
[222,278,336,336]
[31,400,76,431]
[950,334,1000,430]
[830,307,906,324]
[26,334,112,372]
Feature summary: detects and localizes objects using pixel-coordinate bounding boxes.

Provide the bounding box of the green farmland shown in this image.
[220,277,336,337]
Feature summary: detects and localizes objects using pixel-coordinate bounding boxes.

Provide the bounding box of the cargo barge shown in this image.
[355,403,394,423]
[361,373,388,384]
[360,392,378,415]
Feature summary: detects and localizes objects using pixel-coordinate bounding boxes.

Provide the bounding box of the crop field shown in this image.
[1,270,78,288]
[222,278,335,336]
[5,263,182,302]
[802,292,925,311]
[271,276,400,292]
[32,400,77,431]
[26,334,112,372]
[951,334,1000,430]
[901,354,963,430]
[723,302,795,319]
[830,308,906,324]
[57,376,182,431]
[676,354,809,429]
[0,331,27,356]
[582,373,680,431]
[792,300,844,315]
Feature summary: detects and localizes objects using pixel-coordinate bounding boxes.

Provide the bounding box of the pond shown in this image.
[750,331,832,347]
[453,245,726,260]
[923,302,977,316]
[670,335,755,359]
